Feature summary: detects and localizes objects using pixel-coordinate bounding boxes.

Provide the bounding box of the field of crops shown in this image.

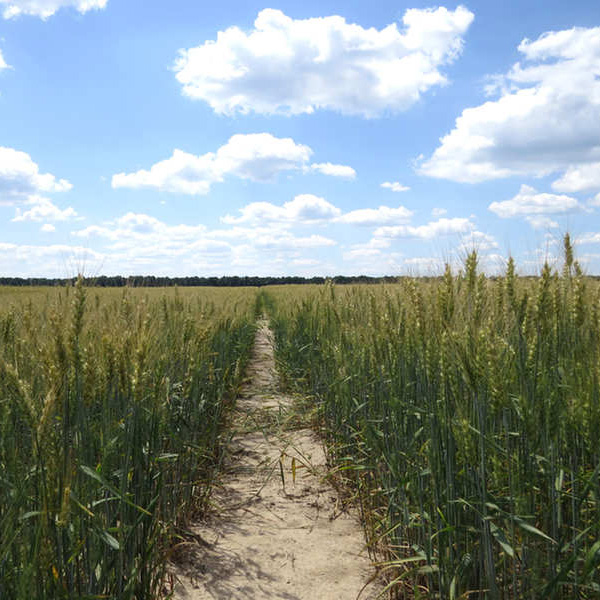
[269,240,600,598]
[2,237,599,599]
[0,282,256,598]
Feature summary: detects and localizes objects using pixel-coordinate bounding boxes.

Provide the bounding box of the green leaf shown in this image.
[514,518,556,544]
[490,521,515,558]
[19,510,42,521]
[80,465,151,516]
[100,530,120,551]
[583,540,600,578]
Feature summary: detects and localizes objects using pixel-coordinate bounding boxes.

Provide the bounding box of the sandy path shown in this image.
[171,320,383,600]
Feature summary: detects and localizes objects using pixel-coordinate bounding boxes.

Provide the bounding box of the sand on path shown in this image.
[171,320,384,600]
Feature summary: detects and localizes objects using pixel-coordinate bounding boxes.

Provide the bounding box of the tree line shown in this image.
[0,274,403,287]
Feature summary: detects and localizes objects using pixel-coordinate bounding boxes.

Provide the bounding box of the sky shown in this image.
[1,0,600,278]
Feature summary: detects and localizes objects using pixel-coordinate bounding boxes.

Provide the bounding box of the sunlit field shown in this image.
[0,283,256,598]
[268,238,600,599]
[2,237,600,598]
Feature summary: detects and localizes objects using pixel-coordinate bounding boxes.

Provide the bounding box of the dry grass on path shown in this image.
[170,320,384,600]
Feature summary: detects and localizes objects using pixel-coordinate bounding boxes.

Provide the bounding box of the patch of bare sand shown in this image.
[171,320,384,600]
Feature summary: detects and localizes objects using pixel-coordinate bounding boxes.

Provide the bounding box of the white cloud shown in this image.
[73,212,208,248]
[344,247,385,260]
[208,225,338,251]
[0,146,72,205]
[432,207,447,217]
[250,232,336,249]
[0,49,9,69]
[4,208,340,276]
[342,238,402,275]
[174,6,474,117]
[223,196,415,228]
[310,163,356,178]
[375,217,472,239]
[590,192,600,208]
[113,149,215,195]
[1,0,107,19]
[41,223,56,232]
[0,242,104,277]
[525,216,559,229]
[12,196,78,222]
[338,204,413,226]
[578,232,600,245]
[552,163,600,193]
[402,250,506,275]
[420,26,600,184]
[222,194,341,225]
[458,230,498,252]
[343,237,391,260]
[72,212,336,268]
[403,256,445,274]
[489,184,580,218]
[213,133,312,181]
[111,133,336,195]
[381,181,410,192]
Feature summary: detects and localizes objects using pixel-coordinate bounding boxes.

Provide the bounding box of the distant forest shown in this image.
[4,273,597,287]
[0,275,402,287]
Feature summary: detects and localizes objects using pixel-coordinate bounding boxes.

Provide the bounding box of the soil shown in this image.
[170,320,384,599]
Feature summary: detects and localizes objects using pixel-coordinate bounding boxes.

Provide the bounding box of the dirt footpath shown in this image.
[171,320,383,600]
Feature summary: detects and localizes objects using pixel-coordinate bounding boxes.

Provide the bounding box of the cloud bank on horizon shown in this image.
[1,2,600,277]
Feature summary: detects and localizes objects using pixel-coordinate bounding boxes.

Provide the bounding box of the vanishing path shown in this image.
[172,320,383,600]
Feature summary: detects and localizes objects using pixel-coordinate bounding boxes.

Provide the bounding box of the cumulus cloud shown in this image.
[338,204,413,226]
[403,249,506,275]
[40,223,56,232]
[578,232,600,245]
[223,196,414,228]
[72,212,336,266]
[343,237,391,260]
[525,216,559,229]
[249,232,336,249]
[1,0,107,19]
[12,196,78,222]
[73,212,209,250]
[552,163,600,193]
[0,147,72,206]
[222,194,341,225]
[174,6,474,117]
[403,256,445,273]
[0,242,104,277]
[489,184,580,219]
[432,207,447,217]
[0,49,9,69]
[310,163,356,178]
[420,26,600,184]
[381,181,410,192]
[374,217,472,239]
[111,133,349,195]
[457,230,498,252]
[113,150,216,195]
[342,238,402,275]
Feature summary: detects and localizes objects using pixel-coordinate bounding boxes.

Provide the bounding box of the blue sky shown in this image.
[1,0,600,277]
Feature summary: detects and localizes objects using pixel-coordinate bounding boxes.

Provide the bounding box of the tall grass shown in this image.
[268,237,600,598]
[0,282,256,598]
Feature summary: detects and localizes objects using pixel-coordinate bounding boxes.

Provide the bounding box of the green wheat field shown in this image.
[1,237,599,599]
